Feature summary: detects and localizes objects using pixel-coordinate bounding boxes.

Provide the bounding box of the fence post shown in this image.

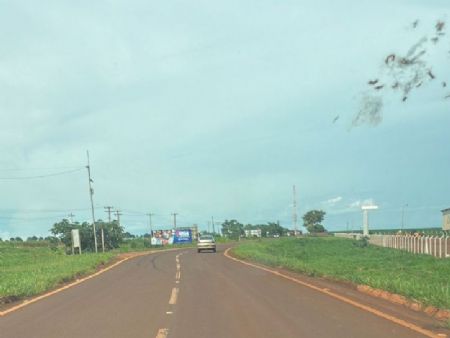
[446,236,449,258]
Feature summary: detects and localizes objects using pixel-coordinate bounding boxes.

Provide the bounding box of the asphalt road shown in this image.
[0,245,447,338]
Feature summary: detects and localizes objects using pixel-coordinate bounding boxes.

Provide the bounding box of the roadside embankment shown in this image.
[232,237,450,319]
[0,244,188,308]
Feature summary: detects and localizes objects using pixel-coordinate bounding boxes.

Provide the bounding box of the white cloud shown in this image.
[324,196,343,206]
[349,199,376,209]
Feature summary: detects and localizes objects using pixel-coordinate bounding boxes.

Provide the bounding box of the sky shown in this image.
[0,0,449,238]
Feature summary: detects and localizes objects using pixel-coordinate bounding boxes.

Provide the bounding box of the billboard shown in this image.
[150,229,192,245]
[173,229,192,244]
[151,229,174,246]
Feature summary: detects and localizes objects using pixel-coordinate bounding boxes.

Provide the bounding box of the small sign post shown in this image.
[71,229,81,254]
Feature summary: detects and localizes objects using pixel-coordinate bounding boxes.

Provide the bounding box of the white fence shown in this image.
[334,233,450,259]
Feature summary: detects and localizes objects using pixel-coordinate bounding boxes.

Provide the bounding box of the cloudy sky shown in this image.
[0,0,449,238]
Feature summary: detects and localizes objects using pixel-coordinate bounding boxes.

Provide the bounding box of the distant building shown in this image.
[442,208,450,231]
[245,229,262,238]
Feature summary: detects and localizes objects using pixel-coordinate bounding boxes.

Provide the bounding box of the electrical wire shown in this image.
[0,166,83,172]
[0,168,84,180]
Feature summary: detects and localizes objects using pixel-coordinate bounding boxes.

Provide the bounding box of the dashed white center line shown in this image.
[169,287,179,305]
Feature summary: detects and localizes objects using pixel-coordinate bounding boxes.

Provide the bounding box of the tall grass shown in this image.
[0,244,113,301]
[233,237,450,309]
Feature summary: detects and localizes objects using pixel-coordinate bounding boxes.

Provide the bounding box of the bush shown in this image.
[353,236,369,248]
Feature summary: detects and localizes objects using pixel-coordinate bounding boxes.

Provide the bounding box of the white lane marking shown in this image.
[176,280,180,284]
[156,328,169,338]
[176,270,181,280]
[224,248,443,338]
[166,311,173,315]
[0,248,185,317]
[169,287,179,305]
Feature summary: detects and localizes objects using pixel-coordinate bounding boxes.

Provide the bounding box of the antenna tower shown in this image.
[293,185,298,234]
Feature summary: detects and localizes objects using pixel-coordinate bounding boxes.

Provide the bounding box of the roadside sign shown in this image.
[71,229,81,254]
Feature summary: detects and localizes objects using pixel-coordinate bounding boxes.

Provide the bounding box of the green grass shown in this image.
[0,244,114,302]
[0,239,198,303]
[233,237,450,309]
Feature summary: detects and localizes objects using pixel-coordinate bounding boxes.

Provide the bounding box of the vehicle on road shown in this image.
[197,235,216,253]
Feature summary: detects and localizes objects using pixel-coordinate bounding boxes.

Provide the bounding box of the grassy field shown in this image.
[233,237,450,309]
[0,244,113,302]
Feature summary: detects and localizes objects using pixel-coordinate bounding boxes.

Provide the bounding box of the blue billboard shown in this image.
[173,229,192,244]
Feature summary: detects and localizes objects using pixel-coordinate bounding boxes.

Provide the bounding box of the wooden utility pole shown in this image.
[147,213,154,235]
[86,150,98,253]
[171,213,178,229]
[115,210,122,226]
[104,206,114,222]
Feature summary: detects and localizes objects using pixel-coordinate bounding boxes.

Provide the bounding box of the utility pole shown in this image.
[211,216,215,234]
[86,150,98,253]
[146,213,154,236]
[292,185,298,235]
[104,206,114,222]
[171,213,178,229]
[115,210,122,226]
[68,212,75,224]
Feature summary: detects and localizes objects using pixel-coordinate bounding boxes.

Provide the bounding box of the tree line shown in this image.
[220,209,327,240]
[50,219,125,252]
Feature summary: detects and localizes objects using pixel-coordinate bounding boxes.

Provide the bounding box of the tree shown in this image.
[50,218,124,252]
[302,210,327,233]
[221,219,244,240]
[254,222,288,237]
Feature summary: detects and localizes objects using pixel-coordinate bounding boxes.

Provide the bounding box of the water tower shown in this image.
[361,205,378,236]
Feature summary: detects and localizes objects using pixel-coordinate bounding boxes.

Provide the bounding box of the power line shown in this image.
[0,207,100,213]
[0,166,83,172]
[0,168,84,180]
[0,214,67,221]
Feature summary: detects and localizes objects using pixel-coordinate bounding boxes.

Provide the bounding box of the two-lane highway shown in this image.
[0,246,447,338]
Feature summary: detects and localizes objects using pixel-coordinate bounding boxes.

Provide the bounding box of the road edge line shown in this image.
[0,248,182,317]
[224,248,442,338]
